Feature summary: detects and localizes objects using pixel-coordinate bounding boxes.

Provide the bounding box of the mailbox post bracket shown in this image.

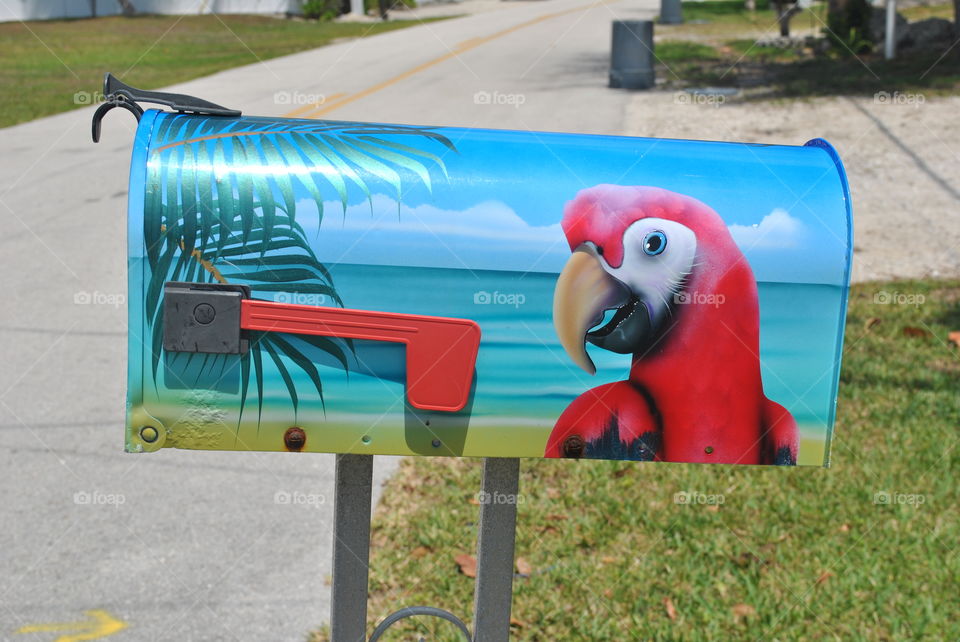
[334,455,520,642]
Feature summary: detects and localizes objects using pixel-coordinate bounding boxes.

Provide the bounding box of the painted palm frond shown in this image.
[142,113,456,427]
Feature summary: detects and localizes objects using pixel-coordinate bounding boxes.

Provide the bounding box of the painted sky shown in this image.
[302,128,850,285]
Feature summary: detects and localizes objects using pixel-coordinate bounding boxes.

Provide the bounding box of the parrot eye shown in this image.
[643,231,667,256]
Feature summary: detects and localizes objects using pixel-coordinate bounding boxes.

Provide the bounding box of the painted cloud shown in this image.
[728,209,806,250]
[309,194,569,272]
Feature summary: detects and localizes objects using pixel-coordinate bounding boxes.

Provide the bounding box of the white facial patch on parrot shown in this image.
[604,218,698,330]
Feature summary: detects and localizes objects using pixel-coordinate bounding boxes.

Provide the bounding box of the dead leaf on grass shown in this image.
[663,597,678,621]
[516,557,532,576]
[455,553,477,578]
[732,603,756,621]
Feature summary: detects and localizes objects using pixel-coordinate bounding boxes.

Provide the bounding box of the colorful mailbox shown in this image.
[105,80,852,466]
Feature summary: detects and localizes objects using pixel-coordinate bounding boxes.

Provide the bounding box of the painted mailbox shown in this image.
[118,104,852,466]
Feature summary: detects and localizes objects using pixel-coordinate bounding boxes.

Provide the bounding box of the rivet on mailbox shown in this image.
[97,74,852,466]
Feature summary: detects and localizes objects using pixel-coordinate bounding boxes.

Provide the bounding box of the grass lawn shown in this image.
[312,279,960,641]
[653,1,960,97]
[664,0,829,38]
[900,2,956,21]
[0,14,444,129]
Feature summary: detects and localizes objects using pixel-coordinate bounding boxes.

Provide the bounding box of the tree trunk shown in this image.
[954,0,959,36]
[745,0,756,11]
[775,1,801,36]
[828,0,849,36]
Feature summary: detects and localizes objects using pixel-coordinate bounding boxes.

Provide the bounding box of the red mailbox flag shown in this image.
[241,300,481,413]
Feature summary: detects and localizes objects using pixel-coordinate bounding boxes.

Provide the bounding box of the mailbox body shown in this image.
[126,110,852,466]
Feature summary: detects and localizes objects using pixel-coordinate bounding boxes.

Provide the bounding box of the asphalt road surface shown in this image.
[0,0,659,639]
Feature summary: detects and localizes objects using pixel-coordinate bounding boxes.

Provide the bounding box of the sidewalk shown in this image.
[623,92,960,282]
[1,1,662,638]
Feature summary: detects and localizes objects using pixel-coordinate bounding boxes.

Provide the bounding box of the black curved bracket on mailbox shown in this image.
[92,72,241,143]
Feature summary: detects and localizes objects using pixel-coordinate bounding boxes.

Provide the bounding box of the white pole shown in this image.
[884,0,896,60]
[350,0,365,15]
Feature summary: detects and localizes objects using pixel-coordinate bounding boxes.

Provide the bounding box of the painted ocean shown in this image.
[141,263,843,466]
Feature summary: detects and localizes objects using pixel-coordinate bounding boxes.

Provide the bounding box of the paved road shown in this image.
[0,0,657,639]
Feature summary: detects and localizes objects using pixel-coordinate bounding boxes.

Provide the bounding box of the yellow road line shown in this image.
[283,0,616,120]
[16,609,127,641]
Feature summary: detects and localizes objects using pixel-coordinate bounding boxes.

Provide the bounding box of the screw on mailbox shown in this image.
[284,427,306,452]
[562,435,585,459]
[193,303,216,325]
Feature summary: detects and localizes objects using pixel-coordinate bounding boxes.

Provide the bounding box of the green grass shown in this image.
[0,14,445,129]
[312,279,960,641]
[681,0,772,22]
[655,41,730,86]
[652,1,960,96]
[657,41,722,63]
[726,38,805,62]
[662,0,826,36]
[767,53,960,97]
[900,2,956,21]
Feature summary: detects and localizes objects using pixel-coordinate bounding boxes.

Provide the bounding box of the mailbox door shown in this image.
[127,111,852,466]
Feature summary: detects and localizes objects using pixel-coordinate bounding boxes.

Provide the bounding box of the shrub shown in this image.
[302,0,341,21]
[826,0,873,53]
[364,0,416,16]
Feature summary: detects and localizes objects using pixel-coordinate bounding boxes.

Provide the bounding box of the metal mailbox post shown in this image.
[94,74,853,640]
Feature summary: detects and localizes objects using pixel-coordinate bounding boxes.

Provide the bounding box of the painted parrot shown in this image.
[545,185,797,465]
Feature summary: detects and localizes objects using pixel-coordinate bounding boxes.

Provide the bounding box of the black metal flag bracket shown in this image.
[92,72,240,142]
[331,455,521,642]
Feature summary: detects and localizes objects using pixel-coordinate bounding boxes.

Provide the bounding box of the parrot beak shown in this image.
[553,248,631,375]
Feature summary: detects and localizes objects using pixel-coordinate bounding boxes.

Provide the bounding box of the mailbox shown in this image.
[100,78,852,466]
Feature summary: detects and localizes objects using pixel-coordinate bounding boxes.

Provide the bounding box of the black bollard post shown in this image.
[660,0,683,24]
[609,20,655,90]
